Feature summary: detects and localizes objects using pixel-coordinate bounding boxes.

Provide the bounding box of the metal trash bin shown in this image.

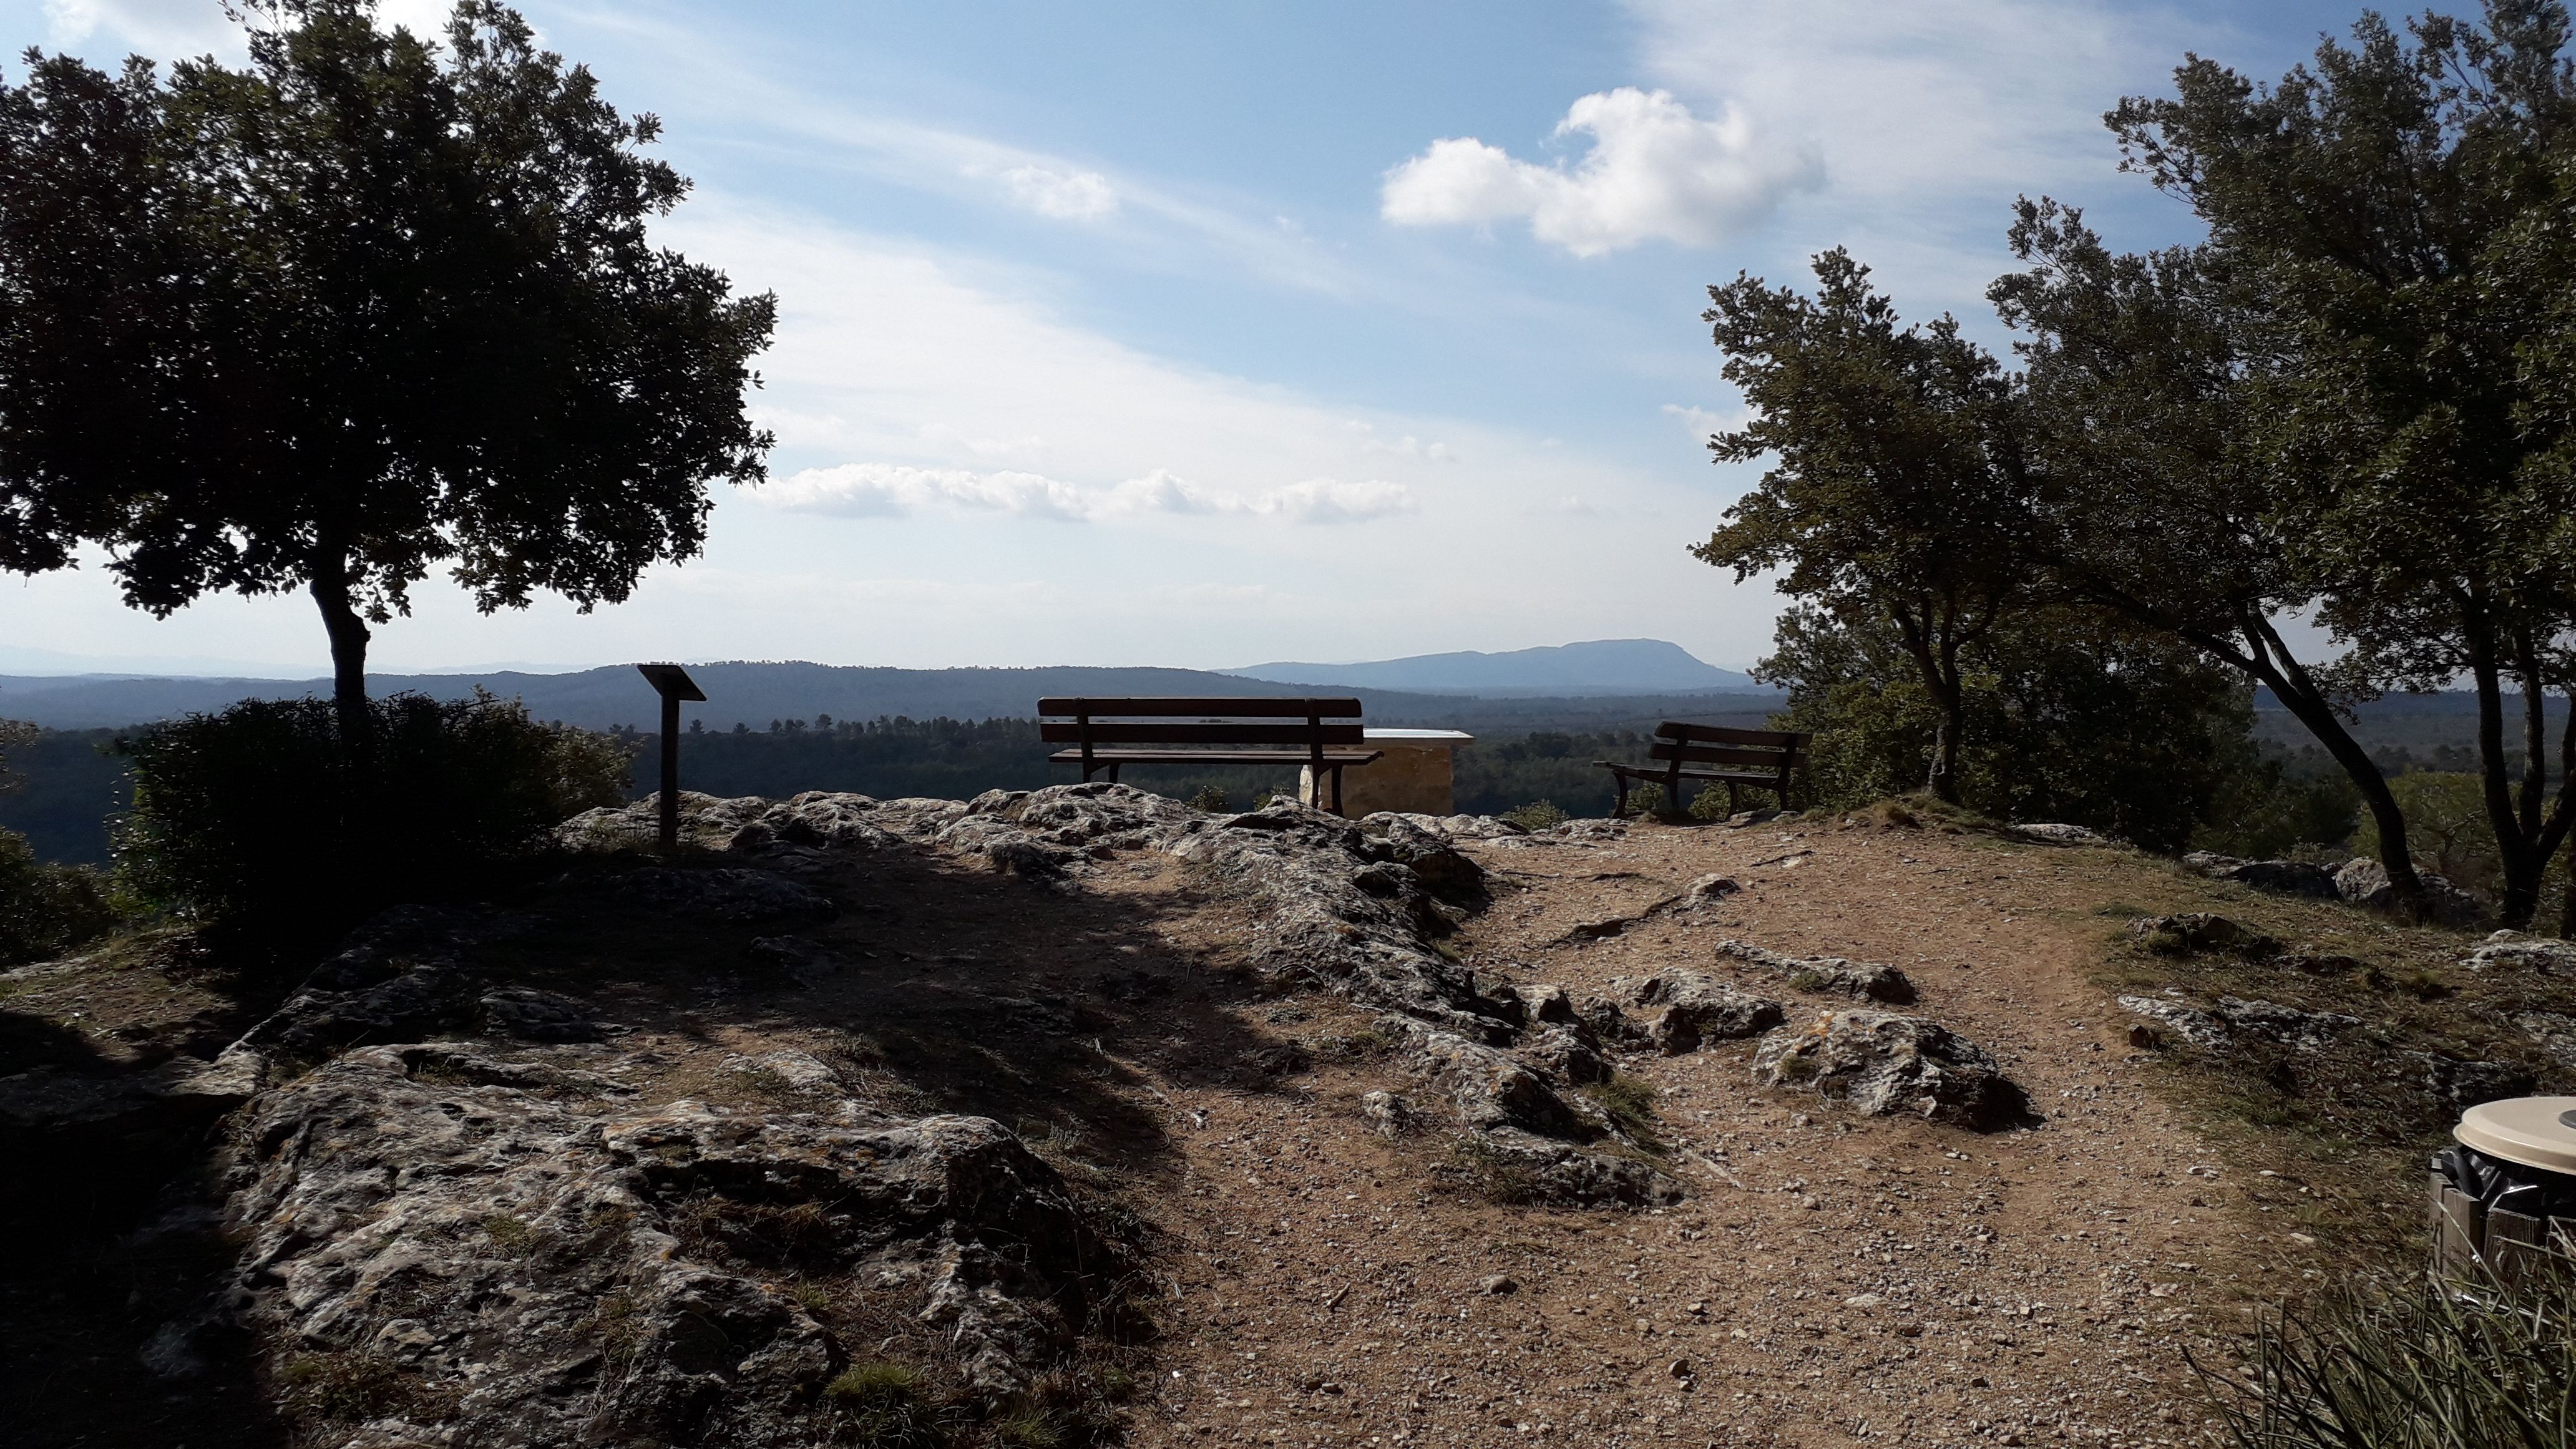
[2429,1095,2576,1289]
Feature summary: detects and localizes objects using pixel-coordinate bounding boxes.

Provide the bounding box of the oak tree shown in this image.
[0,1,775,736]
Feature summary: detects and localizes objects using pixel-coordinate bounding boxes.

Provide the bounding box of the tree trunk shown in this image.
[2236,614,2426,903]
[310,560,371,743]
[1926,692,1963,804]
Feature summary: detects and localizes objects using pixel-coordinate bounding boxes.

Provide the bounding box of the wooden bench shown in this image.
[1598,723,1809,819]
[1039,697,1383,816]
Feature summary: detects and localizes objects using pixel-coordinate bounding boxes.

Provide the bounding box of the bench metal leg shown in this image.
[1611,770,1630,818]
[1330,765,1345,816]
[1108,763,1121,784]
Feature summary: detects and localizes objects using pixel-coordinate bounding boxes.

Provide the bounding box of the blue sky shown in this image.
[7,0,2370,676]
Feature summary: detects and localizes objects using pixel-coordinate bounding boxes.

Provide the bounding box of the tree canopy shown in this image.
[0,0,776,732]
[1694,250,2036,803]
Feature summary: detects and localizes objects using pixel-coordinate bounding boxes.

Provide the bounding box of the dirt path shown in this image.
[1122,817,2247,1449]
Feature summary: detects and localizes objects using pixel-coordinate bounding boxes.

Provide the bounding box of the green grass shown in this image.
[2200,1258,2576,1448]
[824,1362,944,1447]
[1580,1073,1662,1148]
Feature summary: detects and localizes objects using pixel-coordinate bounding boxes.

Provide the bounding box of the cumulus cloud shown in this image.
[1381,87,1819,256]
[999,164,1120,221]
[765,462,1413,526]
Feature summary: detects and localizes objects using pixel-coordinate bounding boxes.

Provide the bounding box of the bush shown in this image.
[115,690,630,924]
[1759,603,2278,854]
[1500,799,1568,831]
[0,826,119,964]
[2201,1262,2576,1448]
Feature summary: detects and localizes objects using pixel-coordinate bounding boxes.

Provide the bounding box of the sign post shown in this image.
[635,663,707,853]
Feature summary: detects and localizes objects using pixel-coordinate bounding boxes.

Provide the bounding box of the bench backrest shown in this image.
[1037,696,1365,763]
[1647,721,1808,776]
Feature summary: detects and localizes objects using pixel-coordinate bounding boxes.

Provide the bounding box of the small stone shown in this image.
[1666,1357,1692,1379]
[1479,1275,1518,1295]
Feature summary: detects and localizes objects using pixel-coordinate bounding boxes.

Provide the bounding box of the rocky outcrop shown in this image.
[1714,940,1916,1005]
[2010,823,2107,845]
[1613,972,1785,1054]
[1375,1015,1682,1206]
[2115,995,2230,1050]
[221,1045,1120,1447]
[2334,859,2484,925]
[2212,997,2360,1050]
[2401,1051,2534,1108]
[1750,1011,2026,1128]
[2461,933,2576,975]
[2182,854,2341,900]
[2129,914,2278,957]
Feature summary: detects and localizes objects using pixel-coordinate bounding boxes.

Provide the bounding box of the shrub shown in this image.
[1500,800,1568,831]
[2200,1263,2576,1448]
[0,826,119,964]
[115,690,629,924]
[1184,784,1229,812]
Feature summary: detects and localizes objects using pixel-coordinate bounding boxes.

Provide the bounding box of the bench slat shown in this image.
[1654,723,1806,747]
[1042,723,1367,746]
[1650,741,1796,768]
[1038,696,1362,718]
[1601,763,1795,785]
[1048,748,1382,766]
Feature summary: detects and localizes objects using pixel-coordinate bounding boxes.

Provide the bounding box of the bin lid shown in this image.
[2455,1096,2576,1175]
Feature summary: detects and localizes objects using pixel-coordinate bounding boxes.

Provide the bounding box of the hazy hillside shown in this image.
[1229,637,1758,695]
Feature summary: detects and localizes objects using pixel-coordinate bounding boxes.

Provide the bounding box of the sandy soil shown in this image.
[1113,817,2255,1449]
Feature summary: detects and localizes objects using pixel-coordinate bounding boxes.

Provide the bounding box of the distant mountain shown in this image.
[0,662,1469,733]
[1227,638,1760,696]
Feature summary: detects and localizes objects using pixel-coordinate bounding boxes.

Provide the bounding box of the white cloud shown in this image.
[764,461,1415,527]
[1252,478,1416,524]
[1382,87,1819,256]
[46,0,487,59]
[999,164,1120,221]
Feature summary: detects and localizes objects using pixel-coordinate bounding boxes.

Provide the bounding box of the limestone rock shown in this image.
[2115,995,2229,1050]
[2517,1012,2576,1070]
[222,1045,1119,1446]
[1715,940,1916,1005]
[2215,859,2341,900]
[1681,873,1741,907]
[2130,914,2278,957]
[2334,859,2484,925]
[1751,1011,2024,1128]
[2401,1051,2534,1108]
[1360,1090,1417,1138]
[1516,1023,1612,1084]
[2212,997,2359,1050]
[2461,934,2576,975]
[1461,1128,1684,1209]
[1382,1017,1584,1138]
[1616,972,1786,1055]
[2010,823,2105,844]
[615,866,835,922]
[1359,812,1529,842]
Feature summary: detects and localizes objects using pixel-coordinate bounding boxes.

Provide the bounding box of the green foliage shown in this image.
[1695,249,2037,801]
[2352,771,2569,907]
[0,826,117,965]
[1998,4,2576,922]
[115,690,628,923]
[1760,602,2278,853]
[0,1,776,714]
[2200,1262,2576,1449]
[1499,800,1568,831]
[1183,784,1229,812]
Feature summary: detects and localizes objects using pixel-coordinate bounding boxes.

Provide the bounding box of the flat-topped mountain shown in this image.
[1229,637,1760,696]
